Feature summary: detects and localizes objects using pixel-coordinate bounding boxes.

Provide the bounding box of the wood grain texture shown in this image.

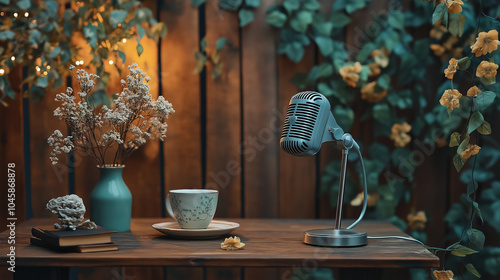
[160,1,204,279]
[0,218,440,268]
[278,50,317,219]
[241,0,279,219]
[204,4,242,280]
[29,84,69,218]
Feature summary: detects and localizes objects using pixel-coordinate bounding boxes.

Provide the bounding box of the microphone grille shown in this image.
[280,139,309,155]
[292,91,323,101]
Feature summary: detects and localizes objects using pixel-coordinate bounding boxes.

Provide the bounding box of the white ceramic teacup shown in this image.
[166,189,218,229]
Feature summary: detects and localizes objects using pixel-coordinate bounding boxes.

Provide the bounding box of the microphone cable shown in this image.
[346,142,367,230]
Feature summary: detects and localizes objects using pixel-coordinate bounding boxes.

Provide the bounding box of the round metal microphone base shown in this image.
[304,229,367,247]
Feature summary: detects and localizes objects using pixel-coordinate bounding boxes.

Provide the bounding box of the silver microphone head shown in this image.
[280,91,343,156]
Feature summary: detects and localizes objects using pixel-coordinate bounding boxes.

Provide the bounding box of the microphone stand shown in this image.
[303,129,368,247]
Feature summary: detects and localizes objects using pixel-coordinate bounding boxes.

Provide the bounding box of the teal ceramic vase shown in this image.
[90,166,132,232]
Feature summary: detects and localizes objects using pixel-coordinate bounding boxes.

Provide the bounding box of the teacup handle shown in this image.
[165,194,175,219]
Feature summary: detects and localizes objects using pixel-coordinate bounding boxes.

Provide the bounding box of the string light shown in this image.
[75,61,80,65]
[24,12,29,17]
[43,71,48,76]
[0,12,4,16]
[47,66,51,70]
[122,38,127,43]
[109,60,114,65]
[36,66,40,72]
[10,56,15,61]
[0,69,4,75]
[13,12,18,18]
[80,60,84,65]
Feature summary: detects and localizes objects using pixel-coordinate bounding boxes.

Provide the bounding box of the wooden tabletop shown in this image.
[0,218,439,268]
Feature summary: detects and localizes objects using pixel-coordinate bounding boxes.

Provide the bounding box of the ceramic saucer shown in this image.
[152,220,240,239]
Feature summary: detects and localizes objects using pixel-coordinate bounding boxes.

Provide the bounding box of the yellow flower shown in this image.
[371,47,390,68]
[439,89,462,111]
[460,144,481,159]
[350,192,380,207]
[444,58,458,79]
[368,63,381,77]
[221,236,245,251]
[339,62,362,88]
[430,44,446,57]
[361,81,387,103]
[433,270,454,280]
[467,86,482,97]
[476,61,498,79]
[446,0,464,14]
[390,122,412,147]
[471,30,500,57]
[407,211,427,231]
[443,36,459,51]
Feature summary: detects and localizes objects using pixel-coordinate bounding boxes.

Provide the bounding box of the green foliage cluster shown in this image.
[263,0,500,279]
[0,0,166,105]
[191,0,261,27]
[194,37,227,79]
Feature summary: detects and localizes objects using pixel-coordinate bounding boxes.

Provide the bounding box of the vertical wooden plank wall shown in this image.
[161,0,204,279]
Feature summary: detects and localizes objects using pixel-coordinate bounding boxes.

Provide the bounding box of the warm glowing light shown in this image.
[109,60,114,65]
[80,60,84,64]
[24,12,29,17]
[0,69,4,75]
[1,12,4,16]
[10,56,15,61]
[122,38,127,43]
[36,66,40,72]
[13,12,18,18]
[47,66,51,70]
[113,45,118,50]
[43,71,48,76]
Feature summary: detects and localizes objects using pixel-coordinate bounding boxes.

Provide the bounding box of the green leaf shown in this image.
[216,37,226,51]
[109,10,128,28]
[432,3,446,24]
[450,132,461,147]
[315,63,333,78]
[333,105,354,131]
[238,9,254,27]
[0,31,15,40]
[377,74,391,89]
[472,201,483,223]
[468,111,484,134]
[457,136,470,155]
[303,0,320,11]
[16,0,30,9]
[457,57,471,70]
[0,0,10,5]
[450,244,479,257]
[329,12,351,28]
[453,153,466,172]
[290,73,308,89]
[136,43,144,56]
[466,263,482,278]
[83,24,98,47]
[476,91,496,111]
[388,11,405,30]
[290,11,313,33]
[190,0,206,7]
[467,181,478,195]
[266,10,287,28]
[372,104,390,123]
[48,46,61,59]
[481,76,496,85]
[467,229,485,249]
[36,77,48,88]
[200,38,207,51]
[356,42,376,62]
[194,51,207,74]
[283,42,304,63]
[314,37,334,56]
[218,0,242,11]
[448,14,465,37]
[246,0,260,7]
[137,25,145,39]
[477,121,491,135]
[283,0,300,13]
[116,50,126,63]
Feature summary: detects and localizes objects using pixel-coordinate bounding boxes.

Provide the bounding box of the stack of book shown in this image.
[30,226,118,253]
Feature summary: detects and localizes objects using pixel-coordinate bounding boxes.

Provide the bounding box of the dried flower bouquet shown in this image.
[48,64,174,167]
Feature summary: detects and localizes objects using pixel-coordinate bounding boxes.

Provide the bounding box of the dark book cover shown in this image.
[30,237,119,253]
[31,226,116,247]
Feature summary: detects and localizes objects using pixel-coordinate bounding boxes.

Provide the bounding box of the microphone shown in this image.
[280,91,368,247]
[280,91,345,156]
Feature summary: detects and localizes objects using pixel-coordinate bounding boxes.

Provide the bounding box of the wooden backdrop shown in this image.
[1,0,495,279]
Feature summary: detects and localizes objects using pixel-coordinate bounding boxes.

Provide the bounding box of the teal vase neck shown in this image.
[98,165,125,178]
